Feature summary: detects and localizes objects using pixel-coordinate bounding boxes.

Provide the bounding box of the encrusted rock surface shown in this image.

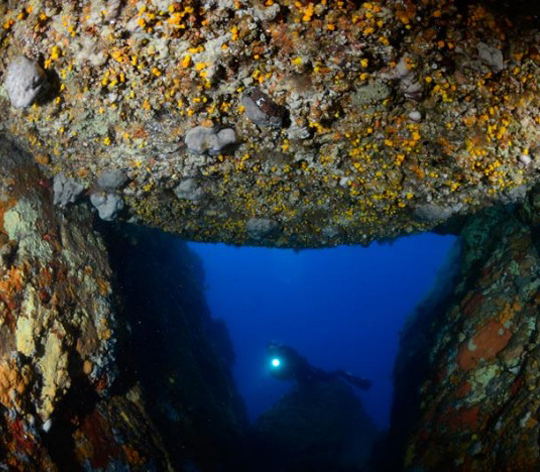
[0,137,117,424]
[0,136,167,469]
[378,204,540,470]
[0,136,246,471]
[3,1,540,246]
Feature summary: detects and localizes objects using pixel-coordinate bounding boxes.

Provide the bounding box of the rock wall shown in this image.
[103,224,248,471]
[0,136,246,471]
[6,1,540,467]
[252,379,378,472]
[0,135,172,469]
[384,204,540,470]
[2,0,540,247]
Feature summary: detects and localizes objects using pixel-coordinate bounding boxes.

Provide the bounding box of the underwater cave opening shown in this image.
[188,233,456,432]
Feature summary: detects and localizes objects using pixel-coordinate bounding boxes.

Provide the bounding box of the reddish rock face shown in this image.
[383,206,540,471]
[0,137,172,470]
[0,138,245,471]
[457,320,512,371]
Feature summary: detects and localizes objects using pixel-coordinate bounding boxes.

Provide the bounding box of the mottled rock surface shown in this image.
[379,204,540,470]
[0,136,172,470]
[2,1,540,247]
[0,136,246,471]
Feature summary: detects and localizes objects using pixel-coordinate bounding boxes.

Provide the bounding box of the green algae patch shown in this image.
[4,199,53,262]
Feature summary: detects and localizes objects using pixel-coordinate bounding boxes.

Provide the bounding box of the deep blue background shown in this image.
[189,234,455,430]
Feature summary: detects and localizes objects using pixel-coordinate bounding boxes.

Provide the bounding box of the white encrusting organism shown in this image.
[90,192,124,221]
[185,126,237,155]
[4,56,48,108]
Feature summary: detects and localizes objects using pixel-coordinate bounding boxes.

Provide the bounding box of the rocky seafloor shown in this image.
[3,0,540,470]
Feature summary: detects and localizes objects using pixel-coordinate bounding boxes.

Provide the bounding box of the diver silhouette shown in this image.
[267,342,372,390]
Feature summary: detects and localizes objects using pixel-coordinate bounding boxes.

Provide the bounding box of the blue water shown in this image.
[189,234,455,430]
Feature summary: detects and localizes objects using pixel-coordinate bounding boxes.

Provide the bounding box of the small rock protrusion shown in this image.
[402,81,423,101]
[97,169,128,192]
[174,178,204,202]
[519,154,532,167]
[477,42,504,73]
[408,111,422,122]
[53,173,85,209]
[185,126,237,155]
[241,87,286,127]
[381,55,423,101]
[4,56,48,108]
[352,80,391,107]
[413,203,463,223]
[90,192,124,221]
[322,226,340,240]
[246,218,281,241]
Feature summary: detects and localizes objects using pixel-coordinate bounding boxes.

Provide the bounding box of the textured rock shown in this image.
[90,192,124,221]
[380,206,540,470]
[477,42,504,73]
[2,1,540,247]
[4,56,47,108]
[0,136,246,471]
[53,172,85,208]
[0,139,117,426]
[96,169,128,192]
[185,126,237,155]
[241,87,286,127]
[0,136,139,469]
[174,178,205,202]
[352,80,392,107]
[413,202,464,223]
[246,218,281,241]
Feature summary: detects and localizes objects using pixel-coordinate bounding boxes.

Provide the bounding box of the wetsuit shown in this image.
[267,342,372,390]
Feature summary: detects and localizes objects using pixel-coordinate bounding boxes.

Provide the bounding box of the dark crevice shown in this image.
[369,253,461,471]
[98,222,248,472]
[42,349,100,472]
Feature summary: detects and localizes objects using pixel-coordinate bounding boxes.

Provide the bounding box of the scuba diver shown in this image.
[267,341,372,390]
